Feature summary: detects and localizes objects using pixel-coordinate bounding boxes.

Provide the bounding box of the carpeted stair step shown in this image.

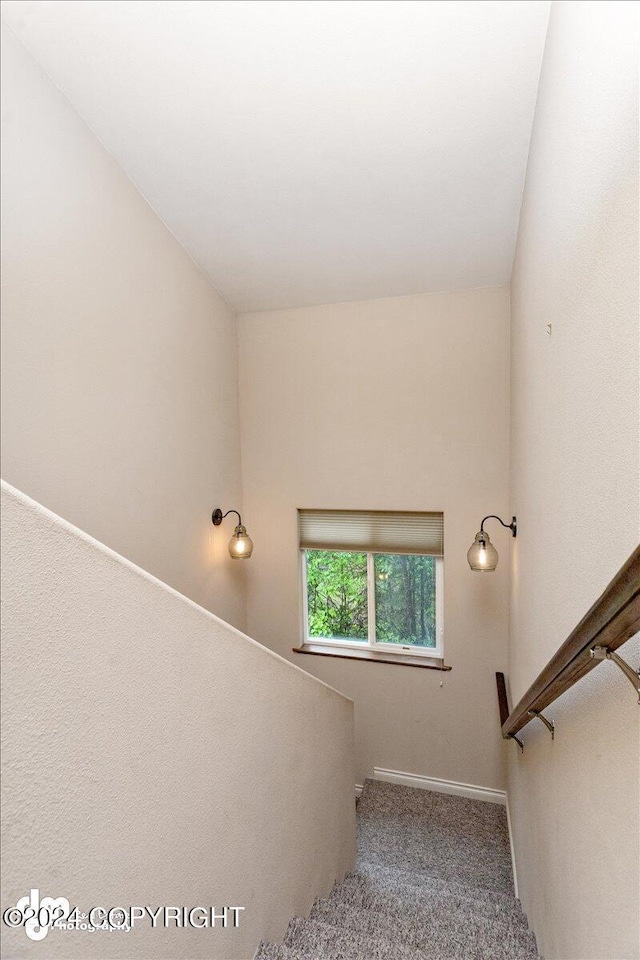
[356,832,515,896]
[309,897,540,960]
[283,914,455,960]
[254,941,304,960]
[357,857,514,900]
[357,849,515,896]
[322,871,532,932]
[352,861,527,919]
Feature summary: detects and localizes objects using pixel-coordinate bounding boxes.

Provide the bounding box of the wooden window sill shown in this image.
[292,643,452,671]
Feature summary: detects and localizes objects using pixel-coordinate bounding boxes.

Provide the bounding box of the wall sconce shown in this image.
[212,508,254,559]
[467,515,517,572]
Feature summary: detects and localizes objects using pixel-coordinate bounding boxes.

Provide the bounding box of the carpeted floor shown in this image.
[255,778,541,959]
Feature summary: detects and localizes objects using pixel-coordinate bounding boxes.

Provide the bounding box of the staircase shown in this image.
[256,778,541,960]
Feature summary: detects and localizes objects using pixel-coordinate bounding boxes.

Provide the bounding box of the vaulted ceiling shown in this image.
[2,0,550,312]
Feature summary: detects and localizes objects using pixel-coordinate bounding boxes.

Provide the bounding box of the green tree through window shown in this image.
[306,551,368,640]
[305,550,438,649]
[374,554,436,646]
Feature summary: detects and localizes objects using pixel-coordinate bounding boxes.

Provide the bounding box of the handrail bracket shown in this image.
[527,709,555,739]
[591,645,640,702]
[500,546,640,742]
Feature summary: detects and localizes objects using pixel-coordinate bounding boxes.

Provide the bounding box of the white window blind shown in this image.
[298,509,444,557]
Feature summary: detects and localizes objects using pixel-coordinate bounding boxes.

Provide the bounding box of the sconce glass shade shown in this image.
[467,531,499,572]
[228,524,253,559]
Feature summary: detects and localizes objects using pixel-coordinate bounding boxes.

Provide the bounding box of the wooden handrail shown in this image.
[499,544,640,741]
[495,670,510,727]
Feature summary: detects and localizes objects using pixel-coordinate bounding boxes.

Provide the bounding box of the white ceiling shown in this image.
[2,0,550,313]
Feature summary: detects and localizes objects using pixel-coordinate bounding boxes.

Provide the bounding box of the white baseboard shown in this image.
[372,767,507,806]
[505,795,519,900]
[355,783,363,798]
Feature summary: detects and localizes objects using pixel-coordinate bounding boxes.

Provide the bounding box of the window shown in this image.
[299,510,444,660]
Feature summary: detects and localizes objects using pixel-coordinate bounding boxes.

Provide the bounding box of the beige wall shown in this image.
[239,286,511,791]
[1,27,246,630]
[509,2,639,958]
[0,481,355,960]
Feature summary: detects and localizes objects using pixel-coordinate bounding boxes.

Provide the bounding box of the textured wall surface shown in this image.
[238,286,511,792]
[1,26,246,630]
[0,482,355,960]
[508,2,640,957]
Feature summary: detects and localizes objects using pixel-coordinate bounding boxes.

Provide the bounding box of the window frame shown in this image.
[300,548,444,659]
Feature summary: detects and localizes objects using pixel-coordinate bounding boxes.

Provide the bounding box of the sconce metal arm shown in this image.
[212,508,242,526]
[480,515,517,537]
